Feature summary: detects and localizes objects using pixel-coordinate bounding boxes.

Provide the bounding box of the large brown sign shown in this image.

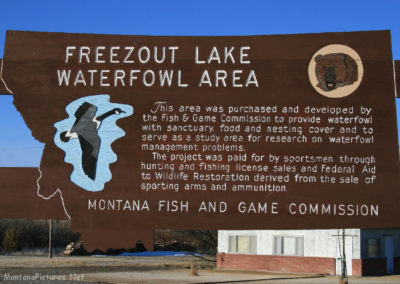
[0,30,399,251]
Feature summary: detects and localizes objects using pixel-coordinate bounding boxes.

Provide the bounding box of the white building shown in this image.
[217,229,400,276]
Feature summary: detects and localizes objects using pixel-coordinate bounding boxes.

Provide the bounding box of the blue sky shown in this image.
[0,0,400,166]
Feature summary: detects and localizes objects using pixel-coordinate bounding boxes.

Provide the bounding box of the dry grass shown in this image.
[0,255,215,269]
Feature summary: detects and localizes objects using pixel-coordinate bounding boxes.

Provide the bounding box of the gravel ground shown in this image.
[0,255,214,283]
[83,269,324,284]
[0,255,400,284]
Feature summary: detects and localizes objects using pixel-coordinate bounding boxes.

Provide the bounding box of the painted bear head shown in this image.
[315,53,358,91]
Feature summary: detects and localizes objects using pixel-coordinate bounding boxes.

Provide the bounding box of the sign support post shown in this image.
[342,229,347,283]
[48,219,53,259]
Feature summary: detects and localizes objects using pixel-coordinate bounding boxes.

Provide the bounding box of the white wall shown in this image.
[218,229,361,259]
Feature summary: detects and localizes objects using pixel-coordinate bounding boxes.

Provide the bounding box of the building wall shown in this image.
[352,259,362,276]
[218,229,361,258]
[218,229,361,275]
[361,258,387,275]
[218,229,400,275]
[360,228,400,275]
[217,253,335,274]
[361,228,400,258]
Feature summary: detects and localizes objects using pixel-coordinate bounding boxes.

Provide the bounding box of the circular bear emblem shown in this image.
[308,44,363,98]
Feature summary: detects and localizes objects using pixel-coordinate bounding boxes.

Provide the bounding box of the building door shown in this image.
[384,236,394,274]
[335,236,353,276]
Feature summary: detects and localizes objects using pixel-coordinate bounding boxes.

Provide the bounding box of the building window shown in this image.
[228,235,257,254]
[273,236,304,256]
[364,238,382,258]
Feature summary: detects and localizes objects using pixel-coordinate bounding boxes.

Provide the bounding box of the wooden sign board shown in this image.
[0,30,399,250]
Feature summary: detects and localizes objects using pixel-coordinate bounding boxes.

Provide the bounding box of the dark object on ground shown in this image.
[154,241,196,252]
[90,241,147,255]
[64,241,89,256]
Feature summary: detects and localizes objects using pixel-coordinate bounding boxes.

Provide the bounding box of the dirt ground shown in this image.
[0,255,400,284]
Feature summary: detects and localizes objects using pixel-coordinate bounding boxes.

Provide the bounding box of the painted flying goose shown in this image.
[60,102,125,180]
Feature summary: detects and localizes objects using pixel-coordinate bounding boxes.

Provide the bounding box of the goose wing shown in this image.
[73,102,98,127]
[78,134,99,180]
[74,102,96,119]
